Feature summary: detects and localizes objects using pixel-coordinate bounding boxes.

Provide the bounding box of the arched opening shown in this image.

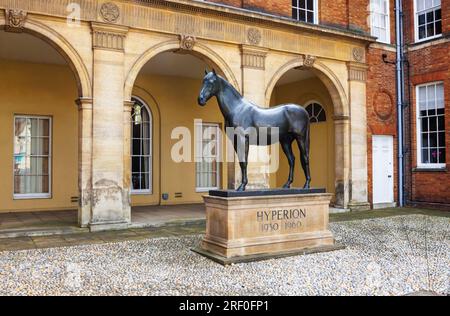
[268,67,336,198]
[128,50,232,213]
[0,29,82,218]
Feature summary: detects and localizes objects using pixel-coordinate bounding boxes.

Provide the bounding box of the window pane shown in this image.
[426,22,435,37]
[307,11,314,23]
[307,0,313,10]
[38,119,50,137]
[421,149,429,163]
[421,117,429,131]
[292,8,298,20]
[15,118,27,137]
[429,117,437,131]
[299,10,306,22]
[429,132,437,146]
[439,149,445,164]
[421,133,429,147]
[300,0,306,8]
[426,11,434,23]
[419,25,426,39]
[438,132,445,147]
[435,8,441,20]
[418,13,426,25]
[430,148,438,163]
[435,20,442,35]
[437,115,445,131]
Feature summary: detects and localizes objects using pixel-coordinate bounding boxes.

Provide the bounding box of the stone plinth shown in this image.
[194,190,343,265]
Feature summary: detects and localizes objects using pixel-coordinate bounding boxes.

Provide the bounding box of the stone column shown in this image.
[333,115,351,209]
[347,62,370,211]
[123,100,133,222]
[76,98,93,227]
[89,23,130,231]
[239,45,270,189]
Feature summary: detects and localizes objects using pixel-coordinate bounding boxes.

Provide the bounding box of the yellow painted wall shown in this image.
[269,77,336,195]
[0,59,79,212]
[131,74,228,206]
[0,59,227,212]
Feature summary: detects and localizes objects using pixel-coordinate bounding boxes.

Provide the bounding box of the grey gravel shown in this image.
[0,214,448,296]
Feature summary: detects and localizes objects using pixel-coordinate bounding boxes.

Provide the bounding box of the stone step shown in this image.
[0,226,89,239]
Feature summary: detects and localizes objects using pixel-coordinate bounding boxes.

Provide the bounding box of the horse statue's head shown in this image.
[198,69,220,106]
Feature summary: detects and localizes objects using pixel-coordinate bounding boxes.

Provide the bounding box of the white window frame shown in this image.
[292,0,319,24]
[414,0,442,43]
[370,0,391,44]
[415,81,446,168]
[131,96,153,195]
[195,122,221,192]
[13,115,52,199]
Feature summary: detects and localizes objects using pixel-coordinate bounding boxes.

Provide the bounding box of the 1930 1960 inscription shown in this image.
[256,208,306,233]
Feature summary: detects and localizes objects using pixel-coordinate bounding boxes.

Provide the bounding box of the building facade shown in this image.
[0,0,447,231]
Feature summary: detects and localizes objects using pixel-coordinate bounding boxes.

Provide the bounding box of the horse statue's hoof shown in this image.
[236,184,246,192]
[283,184,291,189]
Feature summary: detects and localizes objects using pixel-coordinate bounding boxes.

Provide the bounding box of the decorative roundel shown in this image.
[247,28,262,45]
[100,2,120,23]
[305,103,326,123]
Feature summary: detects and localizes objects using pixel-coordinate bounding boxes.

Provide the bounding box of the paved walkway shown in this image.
[0,207,447,252]
[0,204,205,238]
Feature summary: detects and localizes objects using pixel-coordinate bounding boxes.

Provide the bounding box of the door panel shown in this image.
[372,135,394,204]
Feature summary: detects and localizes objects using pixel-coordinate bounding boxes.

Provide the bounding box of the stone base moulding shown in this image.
[194,191,344,265]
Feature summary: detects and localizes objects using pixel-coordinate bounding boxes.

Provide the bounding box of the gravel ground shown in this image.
[0,214,448,296]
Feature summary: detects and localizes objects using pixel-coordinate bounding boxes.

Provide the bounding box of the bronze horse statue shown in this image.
[198,70,311,191]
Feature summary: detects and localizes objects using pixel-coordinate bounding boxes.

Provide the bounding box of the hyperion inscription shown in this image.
[194,191,343,264]
[257,208,307,233]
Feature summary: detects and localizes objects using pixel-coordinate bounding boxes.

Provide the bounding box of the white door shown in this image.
[372,135,394,205]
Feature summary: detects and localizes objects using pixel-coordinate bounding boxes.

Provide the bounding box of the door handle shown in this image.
[388,175,392,178]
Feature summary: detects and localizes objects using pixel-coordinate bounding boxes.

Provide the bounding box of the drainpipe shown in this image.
[395,0,405,207]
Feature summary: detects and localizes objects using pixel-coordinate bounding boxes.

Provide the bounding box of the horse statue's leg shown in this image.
[280,137,295,188]
[234,135,249,191]
[296,130,311,189]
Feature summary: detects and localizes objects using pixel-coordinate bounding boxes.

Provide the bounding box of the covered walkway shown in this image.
[0,204,205,238]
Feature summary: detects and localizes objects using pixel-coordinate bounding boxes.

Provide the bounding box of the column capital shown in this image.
[124,100,134,112]
[347,61,369,82]
[240,45,268,70]
[75,98,93,110]
[91,22,129,52]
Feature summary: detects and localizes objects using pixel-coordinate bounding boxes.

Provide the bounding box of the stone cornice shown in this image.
[136,0,375,43]
[0,0,373,62]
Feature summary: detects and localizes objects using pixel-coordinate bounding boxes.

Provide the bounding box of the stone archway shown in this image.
[124,39,240,102]
[265,57,351,208]
[0,14,94,225]
[123,41,239,212]
[0,15,92,98]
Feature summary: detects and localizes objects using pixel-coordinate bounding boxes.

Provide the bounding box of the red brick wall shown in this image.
[406,42,450,205]
[348,0,370,32]
[206,0,291,17]
[401,0,450,206]
[207,0,243,8]
[366,47,398,206]
[207,0,374,31]
[243,0,291,17]
[320,0,349,28]
[366,0,397,207]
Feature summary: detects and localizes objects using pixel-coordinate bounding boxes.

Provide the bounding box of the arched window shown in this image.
[131,97,152,193]
[305,102,326,123]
